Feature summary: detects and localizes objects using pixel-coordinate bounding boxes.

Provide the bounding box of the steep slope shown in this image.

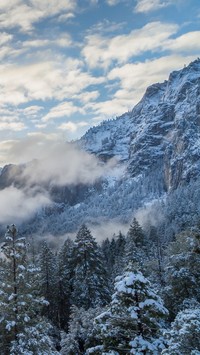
[79,59,200,190]
[1,59,200,236]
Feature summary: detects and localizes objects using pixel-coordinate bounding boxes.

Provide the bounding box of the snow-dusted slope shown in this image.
[79,59,200,190]
[0,59,200,235]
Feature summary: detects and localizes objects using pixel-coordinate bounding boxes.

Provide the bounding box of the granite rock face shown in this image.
[79,59,200,191]
[0,59,200,233]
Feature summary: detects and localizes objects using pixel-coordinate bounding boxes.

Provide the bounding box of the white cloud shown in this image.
[0,185,51,224]
[134,0,174,13]
[164,31,200,52]
[0,140,18,166]
[3,137,117,187]
[0,31,13,45]
[0,0,77,32]
[58,121,89,132]
[106,0,121,6]
[108,54,197,104]
[22,34,72,49]
[82,21,178,68]
[85,54,197,118]
[0,59,104,106]
[75,90,100,104]
[0,134,60,165]
[0,109,26,131]
[0,120,26,131]
[22,105,44,116]
[86,19,125,35]
[86,97,133,117]
[42,102,85,122]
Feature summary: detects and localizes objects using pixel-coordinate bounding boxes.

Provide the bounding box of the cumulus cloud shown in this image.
[0,0,77,32]
[82,21,178,68]
[22,34,72,49]
[58,121,89,133]
[0,120,26,131]
[42,101,85,122]
[134,0,174,13]
[76,90,100,104]
[0,31,13,45]
[0,58,104,106]
[164,31,200,52]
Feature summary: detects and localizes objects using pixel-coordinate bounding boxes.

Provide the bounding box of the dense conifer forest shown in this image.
[1,219,200,354]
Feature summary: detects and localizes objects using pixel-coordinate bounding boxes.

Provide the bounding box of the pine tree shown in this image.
[72,224,110,309]
[112,232,126,279]
[127,218,145,248]
[163,231,200,320]
[162,302,200,354]
[60,305,103,355]
[145,226,165,287]
[0,225,58,354]
[87,269,168,354]
[39,240,58,324]
[101,237,117,279]
[57,237,74,330]
[125,218,147,268]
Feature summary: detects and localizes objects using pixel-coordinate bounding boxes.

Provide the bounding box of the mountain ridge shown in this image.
[79,58,200,190]
[1,59,200,236]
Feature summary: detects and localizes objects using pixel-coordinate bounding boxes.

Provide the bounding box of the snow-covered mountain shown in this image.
[1,59,200,235]
[79,58,200,191]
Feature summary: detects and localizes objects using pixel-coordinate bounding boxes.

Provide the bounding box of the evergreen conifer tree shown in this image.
[163,231,200,320]
[60,305,103,355]
[162,303,200,354]
[39,240,58,324]
[87,268,168,354]
[125,218,147,268]
[57,237,74,329]
[0,225,58,354]
[72,224,110,309]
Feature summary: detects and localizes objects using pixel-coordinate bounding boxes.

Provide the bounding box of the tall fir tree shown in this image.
[0,225,58,354]
[125,218,148,268]
[57,237,74,330]
[162,302,200,354]
[163,231,200,320]
[72,224,110,309]
[39,240,58,324]
[87,268,168,354]
[60,305,104,355]
[112,232,126,280]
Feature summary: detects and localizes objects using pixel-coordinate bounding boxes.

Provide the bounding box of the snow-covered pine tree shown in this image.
[0,225,58,354]
[57,237,74,330]
[72,224,110,309]
[101,237,117,281]
[163,231,200,320]
[125,218,148,269]
[39,240,58,324]
[87,269,168,354]
[145,226,165,287]
[60,305,104,355]
[112,232,126,279]
[162,302,200,354]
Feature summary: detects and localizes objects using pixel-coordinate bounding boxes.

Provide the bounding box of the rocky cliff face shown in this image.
[0,60,200,234]
[79,59,200,191]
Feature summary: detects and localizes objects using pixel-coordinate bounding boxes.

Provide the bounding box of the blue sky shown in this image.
[0,0,200,164]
